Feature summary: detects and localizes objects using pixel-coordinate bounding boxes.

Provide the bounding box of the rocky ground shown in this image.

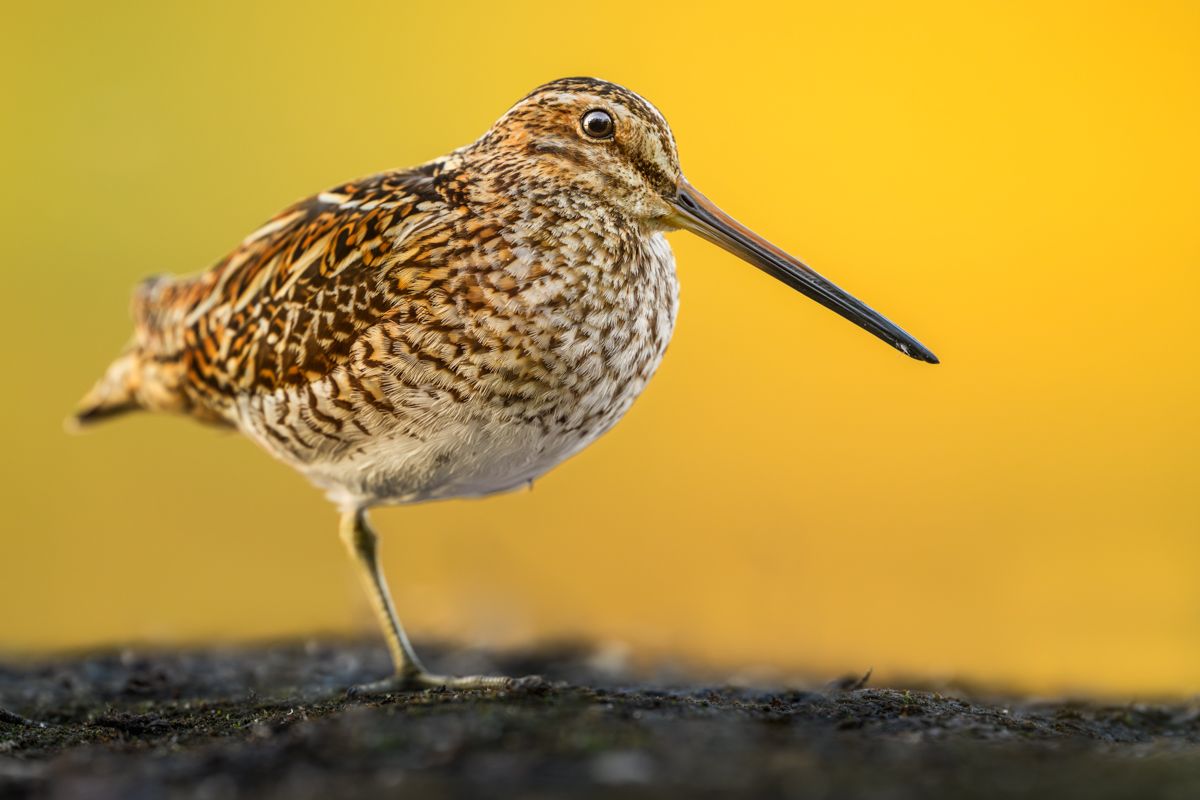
[1,640,1198,799]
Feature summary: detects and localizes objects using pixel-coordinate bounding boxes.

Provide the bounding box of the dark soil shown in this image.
[1,641,1198,799]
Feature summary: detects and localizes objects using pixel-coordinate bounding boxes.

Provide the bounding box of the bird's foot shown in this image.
[0,707,47,728]
[347,671,545,697]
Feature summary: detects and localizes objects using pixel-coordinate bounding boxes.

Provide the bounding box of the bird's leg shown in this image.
[339,508,427,680]
[338,509,523,693]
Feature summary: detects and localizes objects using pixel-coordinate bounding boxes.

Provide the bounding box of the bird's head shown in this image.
[472,77,682,226]
[472,77,938,364]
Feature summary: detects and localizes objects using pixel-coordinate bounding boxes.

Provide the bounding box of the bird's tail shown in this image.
[68,275,194,432]
[68,349,146,431]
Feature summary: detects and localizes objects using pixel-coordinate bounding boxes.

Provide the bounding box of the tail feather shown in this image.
[70,273,223,432]
[69,350,144,431]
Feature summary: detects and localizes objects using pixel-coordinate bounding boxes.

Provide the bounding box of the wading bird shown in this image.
[71,78,937,693]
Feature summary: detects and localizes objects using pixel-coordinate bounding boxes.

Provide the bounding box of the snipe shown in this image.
[72,77,937,693]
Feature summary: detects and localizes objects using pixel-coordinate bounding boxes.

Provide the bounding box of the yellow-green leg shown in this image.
[339,509,526,692]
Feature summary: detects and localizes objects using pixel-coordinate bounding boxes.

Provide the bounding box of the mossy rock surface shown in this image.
[1,642,1198,799]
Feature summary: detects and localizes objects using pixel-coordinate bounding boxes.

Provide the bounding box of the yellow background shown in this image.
[3,1,1197,695]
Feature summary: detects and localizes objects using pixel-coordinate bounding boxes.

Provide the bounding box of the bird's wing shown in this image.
[133,164,455,412]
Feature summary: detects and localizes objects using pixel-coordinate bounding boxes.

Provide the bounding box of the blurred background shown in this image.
[2,1,1197,696]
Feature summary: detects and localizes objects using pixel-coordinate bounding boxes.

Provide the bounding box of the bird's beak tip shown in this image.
[905,344,940,365]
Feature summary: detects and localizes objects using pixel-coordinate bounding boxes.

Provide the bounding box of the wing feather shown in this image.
[133,164,449,418]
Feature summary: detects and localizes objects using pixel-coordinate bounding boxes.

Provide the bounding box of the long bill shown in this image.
[669,179,938,364]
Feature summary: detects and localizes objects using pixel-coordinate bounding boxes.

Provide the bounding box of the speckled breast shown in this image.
[297,226,680,508]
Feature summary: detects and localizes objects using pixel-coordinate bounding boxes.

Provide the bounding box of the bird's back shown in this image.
[76,164,449,425]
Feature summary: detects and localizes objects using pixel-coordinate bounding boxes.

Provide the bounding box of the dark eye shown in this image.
[581,109,614,139]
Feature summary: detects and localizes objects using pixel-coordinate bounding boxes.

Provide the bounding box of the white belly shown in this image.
[303,404,623,510]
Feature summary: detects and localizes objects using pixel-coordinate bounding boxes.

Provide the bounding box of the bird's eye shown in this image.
[581,109,615,139]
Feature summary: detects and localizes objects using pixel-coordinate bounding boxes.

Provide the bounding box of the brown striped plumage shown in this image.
[73,77,937,692]
[79,79,681,509]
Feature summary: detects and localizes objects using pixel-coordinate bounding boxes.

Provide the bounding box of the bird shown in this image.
[70,77,938,693]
